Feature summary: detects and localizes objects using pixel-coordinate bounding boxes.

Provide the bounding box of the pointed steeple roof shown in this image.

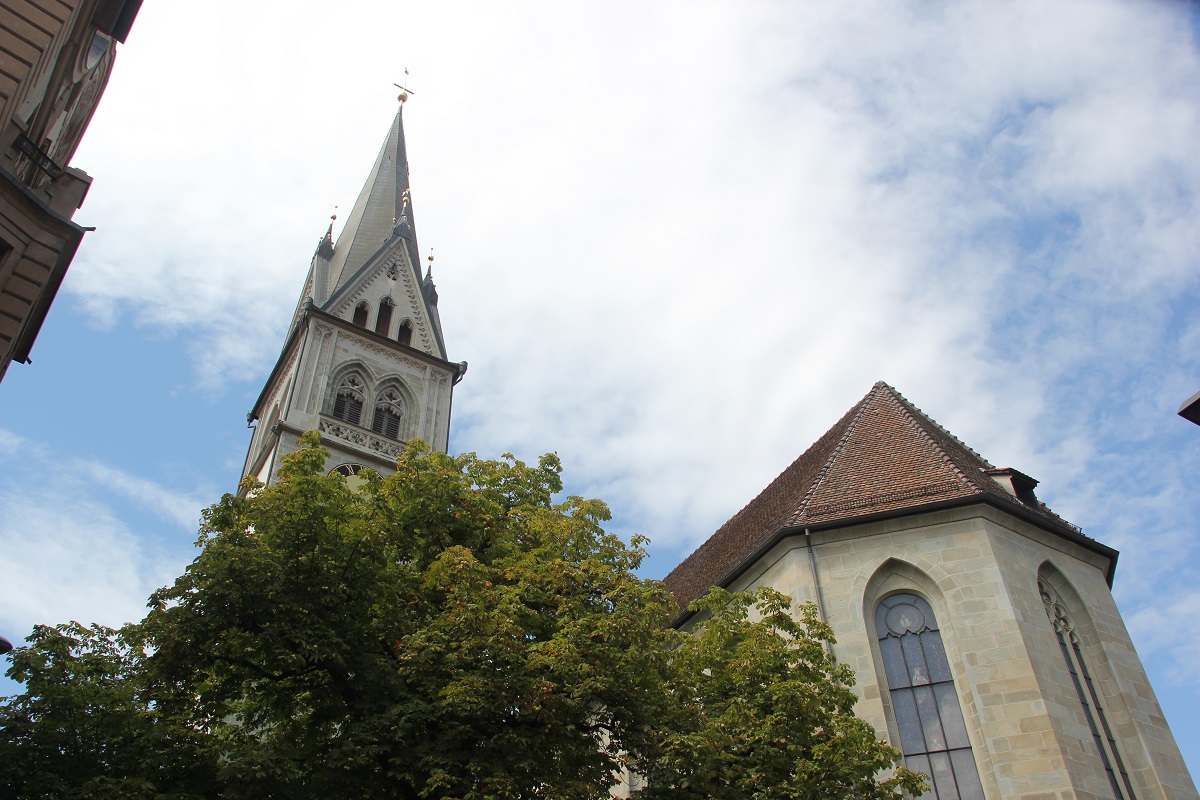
[663,381,1101,614]
[326,106,421,292]
[316,223,335,261]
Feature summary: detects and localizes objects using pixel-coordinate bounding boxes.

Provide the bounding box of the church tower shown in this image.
[666,382,1197,800]
[242,104,465,487]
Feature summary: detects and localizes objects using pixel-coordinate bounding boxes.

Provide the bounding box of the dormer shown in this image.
[984,467,1040,506]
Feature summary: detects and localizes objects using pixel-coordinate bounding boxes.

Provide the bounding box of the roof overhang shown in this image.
[668,494,1119,629]
[0,167,90,372]
[1178,390,1200,426]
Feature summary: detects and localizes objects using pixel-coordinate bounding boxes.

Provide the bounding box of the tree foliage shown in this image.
[0,433,921,799]
[0,622,213,799]
[643,589,923,800]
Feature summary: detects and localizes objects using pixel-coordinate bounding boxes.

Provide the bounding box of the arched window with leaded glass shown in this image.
[371,385,405,440]
[1038,574,1136,799]
[331,373,366,426]
[875,593,985,800]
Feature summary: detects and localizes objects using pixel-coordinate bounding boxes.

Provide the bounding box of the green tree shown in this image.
[643,588,925,800]
[142,432,677,799]
[1,433,921,799]
[0,622,213,799]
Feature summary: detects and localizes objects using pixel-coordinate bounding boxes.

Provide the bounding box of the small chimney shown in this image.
[984,467,1039,506]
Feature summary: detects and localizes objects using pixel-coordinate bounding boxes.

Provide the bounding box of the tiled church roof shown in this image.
[662,381,1088,614]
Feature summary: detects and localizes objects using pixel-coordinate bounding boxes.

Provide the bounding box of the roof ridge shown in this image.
[877,382,985,493]
[786,382,883,526]
[887,383,995,468]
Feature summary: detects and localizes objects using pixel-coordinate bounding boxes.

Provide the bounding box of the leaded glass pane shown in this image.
[928,752,960,800]
[892,689,926,755]
[902,634,931,685]
[921,630,953,682]
[876,601,892,634]
[886,601,926,635]
[914,685,947,752]
[880,636,910,689]
[949,750,986,800]
[934,683,971,749]
[905,755,935,800]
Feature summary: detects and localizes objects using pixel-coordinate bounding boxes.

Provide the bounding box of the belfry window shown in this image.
[331,374,365,425]
[1039,580,1136,799]
[375,298,394,336]
[372,387,404,440]
[352,302,369,328]
[876,593,984,800]
[397,320,412,346]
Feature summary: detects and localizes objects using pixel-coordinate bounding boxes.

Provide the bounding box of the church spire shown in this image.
[325,105,421,292]
[242,101,462,490]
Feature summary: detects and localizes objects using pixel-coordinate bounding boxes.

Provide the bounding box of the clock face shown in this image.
[329,463,370,490]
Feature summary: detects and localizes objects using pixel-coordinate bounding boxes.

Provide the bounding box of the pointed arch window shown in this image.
[375,297,394,336]
[876,593,984,800]
[1039,579,1136,799]
[396,320,413,347]
[331,374,365,426]
[352,302,369,328]
[372,386,404,440]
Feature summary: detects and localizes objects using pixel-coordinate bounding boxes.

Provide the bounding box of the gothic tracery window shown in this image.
[1039,579,1136,799]
[331,374,365,425]
[372,387,404,440]
[397,319,413,346]
[352,302,369,328]
[875,593,985,800]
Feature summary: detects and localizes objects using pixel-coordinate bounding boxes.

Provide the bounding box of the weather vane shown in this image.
[395,67,415,103]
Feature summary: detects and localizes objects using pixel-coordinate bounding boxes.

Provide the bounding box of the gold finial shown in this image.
[330,203,338,222]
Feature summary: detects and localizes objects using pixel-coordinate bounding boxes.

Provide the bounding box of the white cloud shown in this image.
[0,432,201,647]
[0,490,177,635]
[21,0,1200,769]
[71,458,207,532]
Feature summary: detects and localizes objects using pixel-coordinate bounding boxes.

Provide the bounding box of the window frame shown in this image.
[1037,573,1137,800]
[329,372,368,426]
[873,591,986,800]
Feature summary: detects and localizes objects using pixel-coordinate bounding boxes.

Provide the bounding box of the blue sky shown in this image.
[1,0,1198,778]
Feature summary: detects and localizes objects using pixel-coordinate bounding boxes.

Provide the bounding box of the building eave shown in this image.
[667,494,1119,629]
[0,167,91,372]
[307,306,462,374]
[1178,390,1200,426]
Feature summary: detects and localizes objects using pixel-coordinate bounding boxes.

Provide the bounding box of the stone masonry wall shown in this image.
[721,505,1197,800]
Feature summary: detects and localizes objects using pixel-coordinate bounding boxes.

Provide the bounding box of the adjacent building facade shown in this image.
[665,382,1197,800]
[0,0,141,382]
[242,105,466,487]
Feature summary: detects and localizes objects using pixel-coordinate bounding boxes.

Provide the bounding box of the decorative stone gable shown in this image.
[329,247,437,357]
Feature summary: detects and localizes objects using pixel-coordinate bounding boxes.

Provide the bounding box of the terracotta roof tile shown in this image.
[662,381,1084,614]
